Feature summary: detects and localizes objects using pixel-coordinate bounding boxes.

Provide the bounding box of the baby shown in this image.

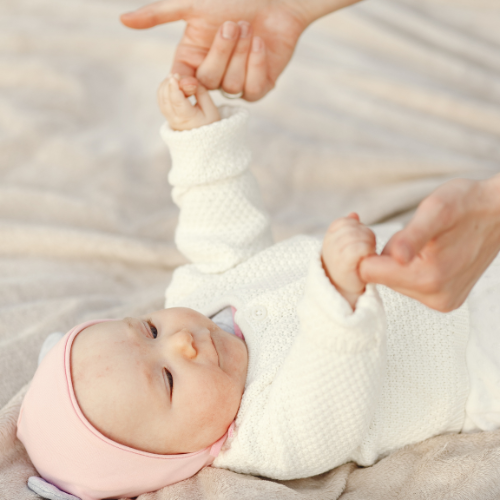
[16,30,500,500]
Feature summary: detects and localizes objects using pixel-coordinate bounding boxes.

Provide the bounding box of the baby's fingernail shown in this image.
[238,21,250,38]
[252,36,263,52]
[173,73,181,81]
[222,21,237,39]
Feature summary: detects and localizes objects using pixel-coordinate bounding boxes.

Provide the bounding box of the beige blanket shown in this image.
[1,0,500,498]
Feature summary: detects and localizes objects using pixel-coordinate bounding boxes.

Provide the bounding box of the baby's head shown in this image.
[17,308,248,499]
[72,307,248,454]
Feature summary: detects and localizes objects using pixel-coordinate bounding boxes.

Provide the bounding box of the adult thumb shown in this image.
[383,201,449,264]
[120,0,190,29]
[359,254,405,287]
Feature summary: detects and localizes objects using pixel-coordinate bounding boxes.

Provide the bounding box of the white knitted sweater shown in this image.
[160,107,470,480]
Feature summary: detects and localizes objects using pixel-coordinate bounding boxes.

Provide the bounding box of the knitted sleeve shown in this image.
[218,250,387,479]
[160,106,273,274]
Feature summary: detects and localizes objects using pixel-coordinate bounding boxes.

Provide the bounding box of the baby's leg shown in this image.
[463,252,500,432]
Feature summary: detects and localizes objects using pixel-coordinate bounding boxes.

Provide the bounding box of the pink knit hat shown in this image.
[17,320,231,500]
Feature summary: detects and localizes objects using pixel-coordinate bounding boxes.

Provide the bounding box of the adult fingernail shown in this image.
[238,21,250,38]
[222,21,237,39]
[252,36,263,52]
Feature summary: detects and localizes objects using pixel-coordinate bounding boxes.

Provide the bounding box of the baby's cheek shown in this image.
[214,375,242,421]
[197,373,240,424]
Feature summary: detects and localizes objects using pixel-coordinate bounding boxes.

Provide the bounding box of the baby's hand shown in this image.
[158,74,220,131]
[322,213,376,310]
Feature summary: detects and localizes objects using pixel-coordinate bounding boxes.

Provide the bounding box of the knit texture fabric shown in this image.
[160,107,470,480]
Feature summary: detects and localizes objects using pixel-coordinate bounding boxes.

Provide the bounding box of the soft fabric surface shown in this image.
[1,0,500,498]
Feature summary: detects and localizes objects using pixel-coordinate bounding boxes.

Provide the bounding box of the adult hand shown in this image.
[359,175,500,312]
[120,0,361,101]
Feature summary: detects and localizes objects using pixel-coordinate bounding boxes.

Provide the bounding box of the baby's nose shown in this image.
[172,329,196,359]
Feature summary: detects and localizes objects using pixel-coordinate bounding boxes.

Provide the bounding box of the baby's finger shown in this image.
[196,21,239,90]
[169,76,195,117]
[158,77,175,117]
[195,84,219,122]
[244,37,272,102]
[347,212,360,221]
[325,216,362,239]
[221,21,252,95]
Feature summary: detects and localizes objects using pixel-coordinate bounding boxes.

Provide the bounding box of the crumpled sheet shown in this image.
[1,0,500,498]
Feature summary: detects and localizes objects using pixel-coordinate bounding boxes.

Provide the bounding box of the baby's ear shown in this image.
[28,477,81,500]
[179,76,198,97]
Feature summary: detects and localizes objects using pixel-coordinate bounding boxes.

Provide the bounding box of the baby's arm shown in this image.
[159,74,273,276]
[322,212,377,309]
[219,221,385,479]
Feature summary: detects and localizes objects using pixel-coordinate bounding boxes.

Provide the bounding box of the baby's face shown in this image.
[70,308,248,454]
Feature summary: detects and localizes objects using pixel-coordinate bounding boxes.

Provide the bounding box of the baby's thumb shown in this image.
[196,84,218,116]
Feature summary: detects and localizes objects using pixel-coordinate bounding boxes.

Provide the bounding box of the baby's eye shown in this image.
[147,320,158,339]
[165,368,174,393]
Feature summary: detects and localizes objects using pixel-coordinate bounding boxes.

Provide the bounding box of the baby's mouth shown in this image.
[209,331,220,367]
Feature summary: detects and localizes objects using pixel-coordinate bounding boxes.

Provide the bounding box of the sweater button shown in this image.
[249,305,267,321]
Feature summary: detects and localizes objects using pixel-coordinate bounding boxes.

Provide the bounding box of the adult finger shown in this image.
[120,0,189,29]
[221,21,252,95]
[179,76,198,97]
[244,36,272,102]
[359,254,414,290]
[382,196,455,264]
[171,43,206,80]
[360,254,469,312]
[196,21,240,90]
